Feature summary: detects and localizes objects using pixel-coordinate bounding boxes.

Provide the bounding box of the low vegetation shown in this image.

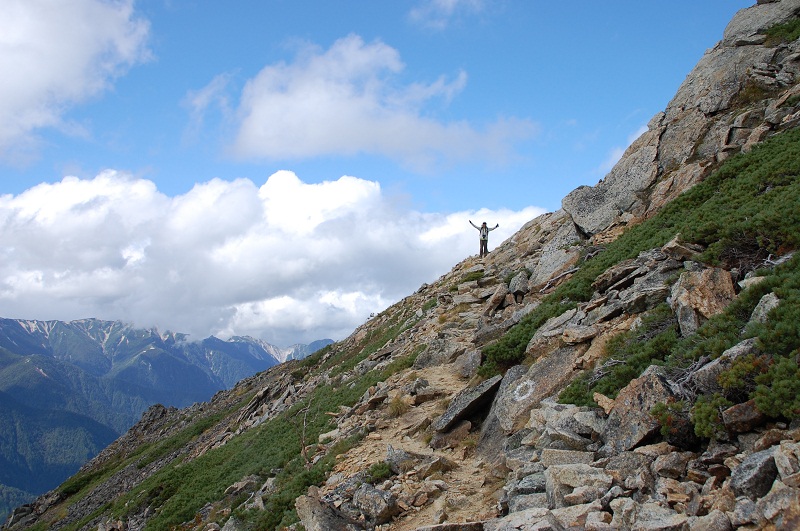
[483,126,800,384]
[555,128,800,439]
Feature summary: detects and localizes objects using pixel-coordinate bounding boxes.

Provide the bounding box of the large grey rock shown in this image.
[453,349,482,379]
[487,346,586,433]
[527,209,585,286]
[352,483,400,526]
[295,492,362,531]
[670,267,736,337]
[749,292,780,324]
[508,270,529,296]
[562,122,661,236]
[484,284,510,316]
[730,448,778,500]
[601,366,675,455]
[432,374,502,432]
[544,464,612,509]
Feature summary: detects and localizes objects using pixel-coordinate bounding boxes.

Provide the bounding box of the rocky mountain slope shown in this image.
[0,318,329,522]
[5,1,800,530]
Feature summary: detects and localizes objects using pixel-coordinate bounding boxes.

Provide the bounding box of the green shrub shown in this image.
[717,354,771,402]
[461,270,485,283]
[765,17,800,45]
[753,355,800,419]
[366,461,393,483]
[650,400,688,438]
[422,298,437,312]
[691,394,732,439]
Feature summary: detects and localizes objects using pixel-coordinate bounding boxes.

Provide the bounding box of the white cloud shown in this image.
[409,0,486,30]
[0,0,150,162]
[0,171,544,346]
[229,34,535,170]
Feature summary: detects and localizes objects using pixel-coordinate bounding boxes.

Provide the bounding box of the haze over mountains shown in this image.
[0,317,331,520]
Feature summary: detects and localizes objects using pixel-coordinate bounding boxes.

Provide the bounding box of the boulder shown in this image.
[414,339,467,369]
[749,292,779,324]
[508,270,529,297]
[562,124,661,236]
[432,375,502,432]
[453,349,482,379]
[488,346,586,433]
[295,491,362,531]
[352,483,400,526]
[484,285,510,316]
[601,366,675,455]
[730,448,778,500]
[721,399,767,433]
[545,464,612,509]
[528,209,585,286]
[670,267,736,337]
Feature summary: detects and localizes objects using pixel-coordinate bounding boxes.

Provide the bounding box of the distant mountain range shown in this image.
[0,317,331,520]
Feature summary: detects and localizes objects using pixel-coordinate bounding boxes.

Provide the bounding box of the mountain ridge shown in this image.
[0,317,330,522]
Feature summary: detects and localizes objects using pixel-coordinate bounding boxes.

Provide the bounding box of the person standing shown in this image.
[469,220,498,257]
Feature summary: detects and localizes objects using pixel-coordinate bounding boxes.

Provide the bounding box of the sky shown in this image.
[0,0,753,347]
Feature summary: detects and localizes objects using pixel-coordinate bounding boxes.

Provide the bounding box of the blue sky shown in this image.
[0,0,753,346]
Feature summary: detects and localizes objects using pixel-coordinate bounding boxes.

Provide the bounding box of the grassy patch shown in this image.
[765,16,800,46]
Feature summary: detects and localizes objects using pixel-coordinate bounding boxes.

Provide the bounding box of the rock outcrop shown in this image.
[563,0,800,236]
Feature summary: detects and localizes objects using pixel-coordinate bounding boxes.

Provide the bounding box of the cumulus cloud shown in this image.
[229,34,535,170]
[0,0,150,162]
[0,171,543,346]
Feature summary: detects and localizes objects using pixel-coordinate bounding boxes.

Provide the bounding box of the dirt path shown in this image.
[327,365,502,530]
